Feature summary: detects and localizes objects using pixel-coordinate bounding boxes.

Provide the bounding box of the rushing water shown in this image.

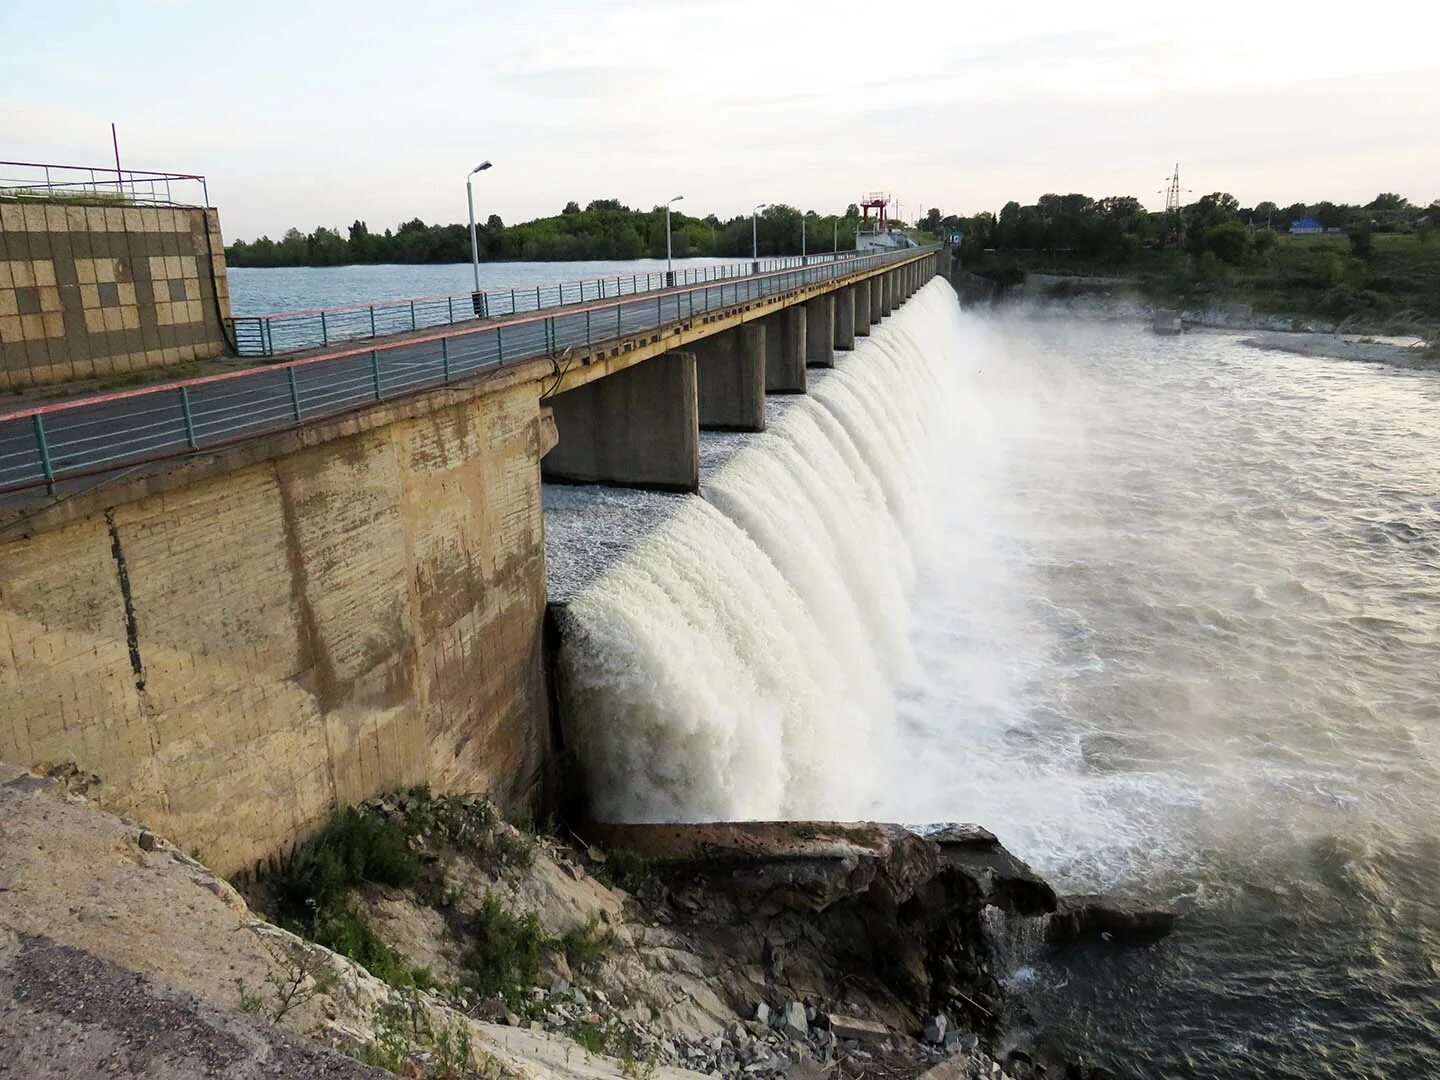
[545,280,1440,1077]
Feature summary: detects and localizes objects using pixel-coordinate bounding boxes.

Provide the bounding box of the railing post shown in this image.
[497,326,504,363]
[447,295,454,324]
[585,309,591,345]
[409,299,416,331]
[320,310,329,345]
[287,367,302,420]
[371,351,382,400]
[178,386,197,448]
[369,306,376,338]
[441,336,451,380]
[510,288,516,314]
[32,414,55,492]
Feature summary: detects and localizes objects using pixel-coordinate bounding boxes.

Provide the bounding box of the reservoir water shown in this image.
[547,281,1440,1077]
[227,258,739,315]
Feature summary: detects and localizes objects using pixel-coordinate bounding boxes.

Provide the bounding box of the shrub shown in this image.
[461,892,546,998]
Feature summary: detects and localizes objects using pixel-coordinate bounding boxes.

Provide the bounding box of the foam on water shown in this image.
[547,280,1440,1077]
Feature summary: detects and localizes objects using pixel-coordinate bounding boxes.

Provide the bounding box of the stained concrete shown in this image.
[805,294,835,368]
[761,307,807,394]
[542,349,699,493]
[834,288,856,351]
[694,323,766,431]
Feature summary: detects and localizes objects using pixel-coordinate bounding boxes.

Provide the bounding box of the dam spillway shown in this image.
[543,278,962,821]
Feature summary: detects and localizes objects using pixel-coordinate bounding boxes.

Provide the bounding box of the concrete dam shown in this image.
[0,219,940,874]
[547,281,962,822]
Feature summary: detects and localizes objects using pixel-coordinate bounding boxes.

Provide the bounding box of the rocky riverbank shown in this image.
[0,764,1169,1079]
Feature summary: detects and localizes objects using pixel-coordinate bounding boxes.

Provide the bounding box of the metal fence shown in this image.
[229,251,863,357]
[0,160,209,209]
[0,246,936,496]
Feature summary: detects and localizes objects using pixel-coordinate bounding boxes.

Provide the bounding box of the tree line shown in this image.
[923,191,1438,266]
[225,201,869,268]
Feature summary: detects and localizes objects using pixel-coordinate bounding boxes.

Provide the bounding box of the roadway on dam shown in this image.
[0,247,930,503]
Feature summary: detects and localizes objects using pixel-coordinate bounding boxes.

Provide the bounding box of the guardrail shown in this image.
[0,160,209,209]
[0,246,937,497]
[228,252,862,357]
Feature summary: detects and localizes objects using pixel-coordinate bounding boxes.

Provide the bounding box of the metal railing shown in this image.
[0,160,209,209]
[229,251,861,357]
[0,246,937,496]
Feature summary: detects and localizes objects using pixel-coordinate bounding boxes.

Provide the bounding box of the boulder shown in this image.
[826,1014,888,1042]
[1044,896,1177,945]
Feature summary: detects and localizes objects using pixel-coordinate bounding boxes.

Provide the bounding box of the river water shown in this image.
[547,281,1440,1077]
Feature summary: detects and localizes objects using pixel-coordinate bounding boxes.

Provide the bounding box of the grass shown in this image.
[260,806,427,989]
[459,891,548,1000]
[0,189,135,205]
[247,789,611,1010]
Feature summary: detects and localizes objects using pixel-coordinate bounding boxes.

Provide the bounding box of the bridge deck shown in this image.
[0,247,935,505]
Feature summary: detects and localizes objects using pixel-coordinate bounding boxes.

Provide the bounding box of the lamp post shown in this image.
[833,216,838,256]
[466,160,493,317]
[665,195,684,286]
[752,203,766,273]
[801,213,806,265]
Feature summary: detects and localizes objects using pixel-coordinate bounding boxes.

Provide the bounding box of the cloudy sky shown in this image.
[3,0,1437,241]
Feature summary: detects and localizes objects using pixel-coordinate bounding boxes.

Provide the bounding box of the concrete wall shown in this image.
[0,202,231,391]
[761,307,806,394]
[805,295,834,368]
[0,382,549,875]
[694,323,766,431]
[542,350,699,492]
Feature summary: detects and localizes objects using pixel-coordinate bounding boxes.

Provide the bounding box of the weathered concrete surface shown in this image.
[0,933,387,1080]
[872,274,886,320]
[0,764,713,1080]
[693,323,766,431]
[0,203,231,391]
[0,382,551,874]
[542,349,699,492]
[761,307,806,394]
[834,287,856,351]
[854,278,872,336]
[804,294,834,368]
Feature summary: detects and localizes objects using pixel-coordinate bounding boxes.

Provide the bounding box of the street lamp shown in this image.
[833,216,838,256]
[752,203,766,273]
[665,195,684,286]
[467,160,493,316]
[801,213,806,265]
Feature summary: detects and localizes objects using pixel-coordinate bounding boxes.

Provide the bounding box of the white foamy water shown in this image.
[547,279,1440,1077]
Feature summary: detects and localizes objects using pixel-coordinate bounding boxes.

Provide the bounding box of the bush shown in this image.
[1201,222,1251,264]
[270,807,420,925]
[461,892,546,998]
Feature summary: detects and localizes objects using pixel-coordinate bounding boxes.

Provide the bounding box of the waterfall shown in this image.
[555,279,969,823]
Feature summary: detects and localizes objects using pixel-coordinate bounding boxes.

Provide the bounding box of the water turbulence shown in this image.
[555,281,962,823]
[549,276,1440,1077]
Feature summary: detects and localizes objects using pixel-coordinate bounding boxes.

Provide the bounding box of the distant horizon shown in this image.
[3,0,1435,241]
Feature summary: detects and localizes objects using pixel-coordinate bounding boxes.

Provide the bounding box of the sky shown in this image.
[3,0,1437,241]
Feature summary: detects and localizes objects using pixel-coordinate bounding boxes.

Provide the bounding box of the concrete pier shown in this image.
[882,271,895,316]
[761,307,807,393]
[694,323,766,431]
[834,287,856,351]
[854,280,872,337]
[542,349,699,492]
[805,294,835,368]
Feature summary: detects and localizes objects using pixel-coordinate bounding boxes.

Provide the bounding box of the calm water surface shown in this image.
[227,258,738,315]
